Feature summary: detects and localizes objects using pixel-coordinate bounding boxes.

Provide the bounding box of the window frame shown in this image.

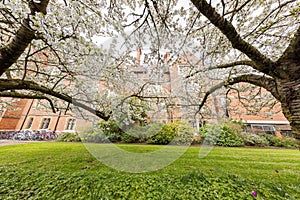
[26,117,34,129]
[66,118,76,130]
[40,118,51,129]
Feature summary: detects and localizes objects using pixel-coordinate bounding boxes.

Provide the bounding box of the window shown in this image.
[66,119,76,130]
[34,99,41,110]
[40,118,51,129]
[26,118,34,129]
[250,124,276,134]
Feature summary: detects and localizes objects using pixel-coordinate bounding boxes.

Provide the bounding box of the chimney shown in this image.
[164,52,170,63]
[137,47,142,65]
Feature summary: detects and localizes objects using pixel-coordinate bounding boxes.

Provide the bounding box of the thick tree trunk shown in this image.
[278,78,300,138]
[0,18,35,76]
[0,0,50,76]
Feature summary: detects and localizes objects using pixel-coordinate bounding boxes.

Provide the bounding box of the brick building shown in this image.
[0,49,291,134]
[226,84,291,135]
[0,98,81,134]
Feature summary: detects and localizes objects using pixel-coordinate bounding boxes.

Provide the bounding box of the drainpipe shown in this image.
[19,99,34,131]
[53,110,62,133]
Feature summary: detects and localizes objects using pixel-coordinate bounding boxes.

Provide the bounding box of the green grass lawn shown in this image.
[0,142,299,199]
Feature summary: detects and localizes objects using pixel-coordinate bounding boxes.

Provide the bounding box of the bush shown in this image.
[79,121,167,144]
[79,126,109,143]
[147,123,176,145]
[97,120,124,142]
[84,132,109,143]
[121,126,149,143]
[225,120,245,135]
[259,133,299,148]
[147,121,194,145]
[192,134,203,144]
[259,133,276,146]
[92,132,109,143]
[146,122,165,137]
[239,132,269,147]
[56,132,81,142]
[273,136,299,148]
[217,125,244,147]
[199,123,244,147]
[172,122,195,145]
[198,124,220,145]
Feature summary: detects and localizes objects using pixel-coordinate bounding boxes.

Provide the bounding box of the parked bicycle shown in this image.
[0,129,57,141]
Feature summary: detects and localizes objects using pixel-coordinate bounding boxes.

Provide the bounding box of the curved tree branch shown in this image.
[0,79,110,120]
[0,91,56,113]
[195,74,279,115]
[190,0,289,79]
[226,75,279,99]
[185,60,256,78]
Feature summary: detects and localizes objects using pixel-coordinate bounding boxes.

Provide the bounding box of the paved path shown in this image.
[0,140,38,147]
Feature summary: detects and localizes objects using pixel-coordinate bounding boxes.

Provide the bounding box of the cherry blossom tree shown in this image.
[188,0,300,135]
[0,0,299,135]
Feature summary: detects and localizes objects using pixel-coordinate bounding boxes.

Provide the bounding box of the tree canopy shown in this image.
[0,0,299,134]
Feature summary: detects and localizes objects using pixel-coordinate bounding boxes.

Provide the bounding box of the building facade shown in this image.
[0,49,291,135]
[0,98,81,134]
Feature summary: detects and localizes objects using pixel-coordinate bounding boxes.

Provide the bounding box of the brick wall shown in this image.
[0,99,28,130]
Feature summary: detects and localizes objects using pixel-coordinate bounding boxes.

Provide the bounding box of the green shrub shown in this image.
[122,126,148,143]
[217,125,244,147]
[172,122,194,145]
[84,132,109,143]
[146,122,165,137]
[80,121,166,144]
[273,137,299,148]
[79,126,109,143]
[147,121,194,145]
[120,122,167,143]
[92,132,109,143]
[119,133,137,143]
[199,123,244,147]
[78,127,92,142]
[259,133,276,146]
[198,124,220,145]
[97,120,124,142]
[239,132,269,147]
[147,123,175,145]
[259,133,299,148]
[225,120,245,135]
[192,134,203,144]
[56,132,81,142]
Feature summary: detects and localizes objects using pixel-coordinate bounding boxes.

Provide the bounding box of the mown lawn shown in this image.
[0,142,299,199]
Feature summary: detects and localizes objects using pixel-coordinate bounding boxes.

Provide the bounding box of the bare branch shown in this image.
[245,0,296,38]
[190,0,289,79]
[195,74,279,115]
[185,60,256,78]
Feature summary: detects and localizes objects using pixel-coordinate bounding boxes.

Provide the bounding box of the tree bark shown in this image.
[0,0,50,76]
[0,79,110,121]
[277,26,300,81]
[0,18,35,76]
[277,78,300,137]
[190,0,300,136]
